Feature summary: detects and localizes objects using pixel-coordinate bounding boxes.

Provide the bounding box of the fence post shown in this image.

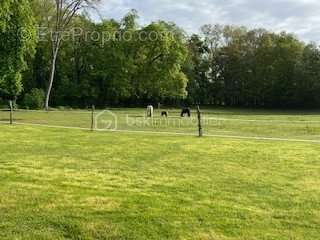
[9,100,13,125]
[91,105,95,131]
[197,105,203,137]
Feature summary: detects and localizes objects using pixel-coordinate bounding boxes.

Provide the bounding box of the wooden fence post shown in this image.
[91,105,95,131]
[9,100,13,125]
[197,105,203,137]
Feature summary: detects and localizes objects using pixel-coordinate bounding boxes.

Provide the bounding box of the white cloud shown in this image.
[93,0,320,42]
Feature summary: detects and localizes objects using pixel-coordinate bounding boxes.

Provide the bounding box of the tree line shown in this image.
[185,25,320,108]
[1,0,320,109]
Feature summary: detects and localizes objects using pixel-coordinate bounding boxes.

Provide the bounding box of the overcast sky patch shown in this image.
[93,0,320,43]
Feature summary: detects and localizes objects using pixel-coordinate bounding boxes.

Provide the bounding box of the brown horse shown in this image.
[181,108,191,117]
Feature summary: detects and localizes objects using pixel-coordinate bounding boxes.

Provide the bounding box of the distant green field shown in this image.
[0,123,320,239]
[1,108,320,140]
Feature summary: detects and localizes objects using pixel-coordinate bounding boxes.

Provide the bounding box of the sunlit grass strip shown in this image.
[0,124,319,239]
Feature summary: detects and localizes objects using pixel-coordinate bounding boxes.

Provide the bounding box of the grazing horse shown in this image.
[161,111,168,117]
[146,105,154,118]
[181,108,191,117]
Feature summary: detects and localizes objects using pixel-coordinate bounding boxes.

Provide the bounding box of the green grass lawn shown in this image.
[1,108,320,140]
[0,123,319,239]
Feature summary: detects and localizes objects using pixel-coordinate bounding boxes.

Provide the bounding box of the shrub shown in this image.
[23,88,45,109]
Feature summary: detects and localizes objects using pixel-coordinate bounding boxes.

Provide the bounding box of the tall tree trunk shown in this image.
[44,0,92,110]
[45,47,59,111]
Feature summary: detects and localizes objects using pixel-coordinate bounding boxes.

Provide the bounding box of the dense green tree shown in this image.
[184,34,209,105]
[0,0,36,100]
[293,44,320,107]
[129,22,188,102]
[185,25,310,108]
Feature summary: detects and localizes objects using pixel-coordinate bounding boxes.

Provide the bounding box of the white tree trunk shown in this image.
[44,0,94,110]
[45,48,59,111]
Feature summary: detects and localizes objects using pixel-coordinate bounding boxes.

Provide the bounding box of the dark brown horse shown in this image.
[161,111,168,117]
[181,108,191,117]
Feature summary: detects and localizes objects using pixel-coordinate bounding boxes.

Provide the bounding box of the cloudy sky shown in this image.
[94,0,320,42]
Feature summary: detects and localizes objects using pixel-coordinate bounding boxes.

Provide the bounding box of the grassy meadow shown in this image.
[0,109,320,239]
[1,108,320,140]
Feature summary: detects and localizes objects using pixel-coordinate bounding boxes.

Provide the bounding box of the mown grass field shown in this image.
[2,108,320,140]
[0,109,320,239]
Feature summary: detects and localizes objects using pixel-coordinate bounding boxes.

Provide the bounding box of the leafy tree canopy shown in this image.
[0,0,37,99]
